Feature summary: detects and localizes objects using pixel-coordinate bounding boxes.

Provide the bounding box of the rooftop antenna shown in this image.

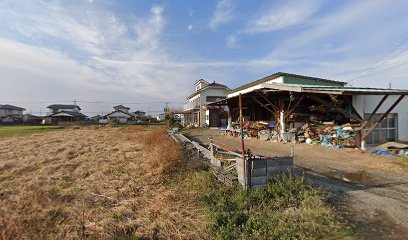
[388,82,392,89]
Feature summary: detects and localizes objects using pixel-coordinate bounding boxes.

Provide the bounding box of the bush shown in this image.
[179,172,351,240]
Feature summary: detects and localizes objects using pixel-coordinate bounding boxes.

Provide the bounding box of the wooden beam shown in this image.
[216,105,227,114]
[301,90,345,95]
[256,93,280,112]
[343,96,363,120]
[251,96,276,115]
[360,95,389,130]
[260,83,303,92]
[286,95,305,117]
[309,95,362,121]
[362,95,405,141]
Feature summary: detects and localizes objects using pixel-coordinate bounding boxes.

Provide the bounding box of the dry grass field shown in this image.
[0,126,208,239]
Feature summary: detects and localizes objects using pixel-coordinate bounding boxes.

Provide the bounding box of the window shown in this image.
[364,113,398,145]
[206,96,225,103]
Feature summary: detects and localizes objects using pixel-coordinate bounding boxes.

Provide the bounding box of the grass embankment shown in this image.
[0,125,63,139]
[174,170,352,239]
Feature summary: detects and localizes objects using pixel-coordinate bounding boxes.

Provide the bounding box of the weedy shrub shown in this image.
[178,172,352,240]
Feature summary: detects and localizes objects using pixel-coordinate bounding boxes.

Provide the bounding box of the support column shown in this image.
[227,110,232,130]
[280,110,285,138]
[239,94,248,190]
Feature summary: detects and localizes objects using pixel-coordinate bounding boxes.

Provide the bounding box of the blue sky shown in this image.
[1,0,408,116]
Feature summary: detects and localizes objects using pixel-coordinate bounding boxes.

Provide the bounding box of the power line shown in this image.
[348,35,408,84]
[347,59,408,82]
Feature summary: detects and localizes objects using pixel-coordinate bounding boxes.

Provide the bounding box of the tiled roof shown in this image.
[49,111,87,117]
[0,104,25,110]
[47,104,81,110]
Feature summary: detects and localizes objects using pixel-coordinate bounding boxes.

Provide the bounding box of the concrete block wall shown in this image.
[237,157,293,188]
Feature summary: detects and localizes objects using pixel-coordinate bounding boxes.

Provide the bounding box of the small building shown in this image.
[156,113,166,121]
[182,79,230,127]
[113,105,130,113]
[46,104,86,124]
[104,105,134,124]
[23,114,43,124]
[133,110,146,119]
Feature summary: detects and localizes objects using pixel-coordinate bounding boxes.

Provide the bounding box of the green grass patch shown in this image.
[398,156,408,163]
[0,125,63,139]
[179,129,191,137]
[215,151,238,160]
[177,171,353,239]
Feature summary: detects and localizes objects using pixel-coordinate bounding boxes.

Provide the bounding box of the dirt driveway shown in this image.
[187,128,408,240]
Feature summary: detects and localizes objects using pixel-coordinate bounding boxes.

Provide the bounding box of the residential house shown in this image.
[104,105,134,124]
[182,79,230,127]
[133,110,146,120]
[0,104,25,117]
[46,104,87,123]
[156,113,166,121]
[0,104,25,123]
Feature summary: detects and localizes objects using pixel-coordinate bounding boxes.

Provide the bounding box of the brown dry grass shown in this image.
[0,126,208,239]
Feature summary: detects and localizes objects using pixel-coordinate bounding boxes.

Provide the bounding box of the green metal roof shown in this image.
[228,72,346,94]
[300,85,408,95]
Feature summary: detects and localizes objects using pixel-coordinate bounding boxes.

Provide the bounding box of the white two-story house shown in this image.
[0,104,25,117]
[182,79,230,127]
[104,105,135,124]
[0,104,25,123]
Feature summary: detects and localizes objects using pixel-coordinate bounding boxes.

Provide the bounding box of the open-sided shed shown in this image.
[208,72,408,148]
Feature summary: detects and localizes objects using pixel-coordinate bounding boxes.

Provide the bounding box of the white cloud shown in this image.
[209,0,234,30]
[245,0,323,34]
[187,24,193,31]
[188,8,194,17]
[1,1,286,113]
[226,35,237,48]
[257,0,408,88]
[134,4,166,52]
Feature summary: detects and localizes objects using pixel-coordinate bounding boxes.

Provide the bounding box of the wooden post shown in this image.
[280,110,285,138]
[362,95,405,141]
[290,145,294,157]
[247,149,252,189]
[239,94,247,190]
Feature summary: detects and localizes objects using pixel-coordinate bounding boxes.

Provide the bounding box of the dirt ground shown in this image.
[0,126,207,239]
[187,128,408,240]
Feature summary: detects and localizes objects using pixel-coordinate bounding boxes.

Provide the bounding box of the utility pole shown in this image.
[74,99,77,112]
[165,102,169,112]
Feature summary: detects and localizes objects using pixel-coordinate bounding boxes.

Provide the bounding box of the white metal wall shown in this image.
[353,95,408,141]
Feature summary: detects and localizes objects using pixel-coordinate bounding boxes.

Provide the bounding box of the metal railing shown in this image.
[183,102,200,111]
